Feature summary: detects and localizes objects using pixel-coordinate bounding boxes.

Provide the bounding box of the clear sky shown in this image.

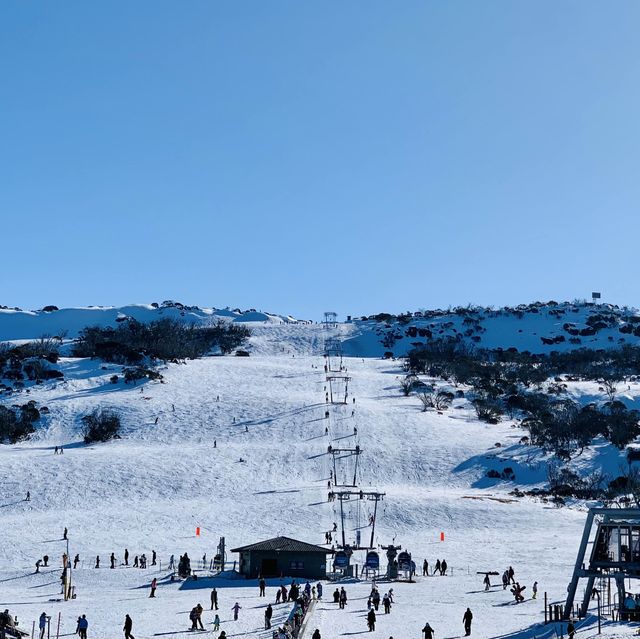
[1,2,639,320]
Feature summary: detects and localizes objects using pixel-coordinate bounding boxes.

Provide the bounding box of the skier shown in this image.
[265,604,273,629]
[483,574,491,591]
[532,581,538,599]
[212,615,220,631]
[441,559,448,575]
[123,614,134,639]
[422,623,435,639]
[502,571,509,590]
[423,559,429,576]
[211,588,218,610]
[78,615,88,639]
[189,607,198,631]
[195,604,204,630]
[259,577,266,596]
[73,554,79,569]
[124,549,129,566]
[152,550,157,566]
[367,608,376,632]
[149,578,157,598]
[434,559,441,575]
[232,602,241,621]
[133,556,139,568]
[333,588,340,604]
[39,612,47,639]
[54,446,58,455]
[110,553,116,569]
[382,593,391,614]
[35,559,41,573]
[95,556,100,569]
[168,554,175,571]
[463,608,473,636]
[43,555,49,567]
[333,522,338,532]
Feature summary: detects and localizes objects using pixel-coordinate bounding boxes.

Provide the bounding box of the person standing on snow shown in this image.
[124,549,129,566]
[123,614,134,639]
[483,574,491,591]
[264,604,273,629]
[149,578,157,598]
[317,582,323,599]
[211,588,218,610]
[110,553,116,569]
[232,602,241,621]
[78,615,88,639]
[422,623,435,639]
[434,559,441,575]
[423,559,429,576]
[259,577,266,596]
[73,554,80,569]
[441,559,448,575]
[366,609,376,632]
[212,615,220,631]
[463,608,473,636]
[39,612,48,639]
[532,581,538,599]
[95,556,100,569]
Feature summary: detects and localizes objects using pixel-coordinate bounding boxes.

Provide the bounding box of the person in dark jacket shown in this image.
[312,630,321,639]
[434,559,441,575]
[123,614,134,639]
[463,608,473,636]
[367,609,376,632]
[110,553,116,569]
[264,604,273,629]
[422,623,434,639]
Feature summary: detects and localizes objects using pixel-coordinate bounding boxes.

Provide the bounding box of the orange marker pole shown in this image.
[196,527,201,537]
[440,532,445,542]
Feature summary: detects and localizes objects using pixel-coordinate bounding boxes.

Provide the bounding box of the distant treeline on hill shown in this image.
[405,338,640,459]
[73,318,250,363]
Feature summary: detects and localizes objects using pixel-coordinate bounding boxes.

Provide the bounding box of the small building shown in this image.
[231,536,331,579]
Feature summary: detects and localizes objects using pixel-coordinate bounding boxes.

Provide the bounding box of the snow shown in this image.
[1,312,640,638]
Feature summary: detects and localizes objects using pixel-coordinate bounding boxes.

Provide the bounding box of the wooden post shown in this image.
[31,620,35,639]
[56,612,61,639]
[544,592,548,624]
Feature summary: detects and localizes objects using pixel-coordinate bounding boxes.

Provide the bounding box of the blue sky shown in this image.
[1,2,639,320]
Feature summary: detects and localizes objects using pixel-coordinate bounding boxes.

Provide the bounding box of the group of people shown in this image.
[366,585,394,614]
[422,559,448,576]
[421,608,473,638]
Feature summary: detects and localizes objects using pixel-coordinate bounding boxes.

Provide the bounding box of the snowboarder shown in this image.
[463,608,473,636]
[367,609,376,632]
[510,583,526,603]
[124,549,129,566]
[423,559,429,576]
[39,612,47,639]
[123,614,134,639]
[149,578,157,598]
[232,602,241,621]
[110,553,116,569]
[265,604,273,629]
[78,615,88,639]
[422,623,434,639]
[211,588,218,610]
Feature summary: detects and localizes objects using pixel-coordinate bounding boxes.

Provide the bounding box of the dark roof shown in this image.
[231,536,331,554]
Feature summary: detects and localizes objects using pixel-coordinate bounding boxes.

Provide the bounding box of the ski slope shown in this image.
[0,314,638,639]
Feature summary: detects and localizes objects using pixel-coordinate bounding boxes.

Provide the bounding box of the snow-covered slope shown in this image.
[0,308,637,639]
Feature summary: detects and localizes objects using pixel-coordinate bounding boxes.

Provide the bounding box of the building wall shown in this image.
[238,551,327,579]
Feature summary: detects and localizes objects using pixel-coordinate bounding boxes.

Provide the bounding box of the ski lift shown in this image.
[397,551,412,571]
[365,551,380,570]
[334,551,349,569]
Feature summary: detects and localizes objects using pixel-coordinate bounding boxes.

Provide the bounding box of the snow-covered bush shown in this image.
[82,409,121,443]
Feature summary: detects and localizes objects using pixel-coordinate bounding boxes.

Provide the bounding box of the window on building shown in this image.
[289,561,304,570]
